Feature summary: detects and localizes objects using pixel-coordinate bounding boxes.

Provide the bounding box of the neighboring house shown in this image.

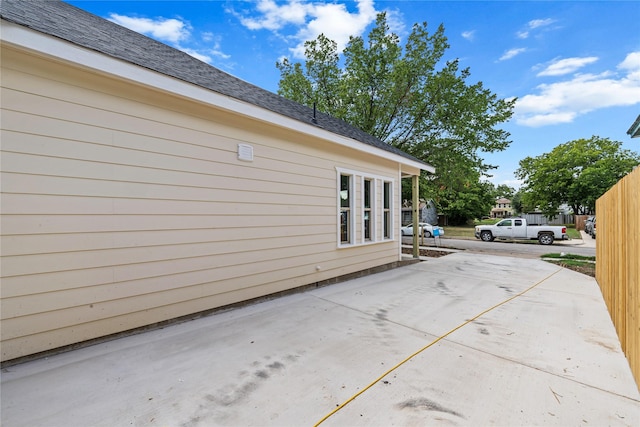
[400,199,438,225]
[0,1,433,362]
[491,198,513,218]
[627,114,640,138]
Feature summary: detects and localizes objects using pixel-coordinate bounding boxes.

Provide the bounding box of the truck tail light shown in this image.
[562,227,567,233]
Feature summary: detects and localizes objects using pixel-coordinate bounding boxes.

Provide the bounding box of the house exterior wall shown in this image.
[1,47,406,361]
[490,198,513,218]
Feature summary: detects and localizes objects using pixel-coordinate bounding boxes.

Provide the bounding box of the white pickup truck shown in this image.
[475,218,569,245]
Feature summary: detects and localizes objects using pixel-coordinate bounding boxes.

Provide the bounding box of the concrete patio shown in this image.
[1,252,638,426]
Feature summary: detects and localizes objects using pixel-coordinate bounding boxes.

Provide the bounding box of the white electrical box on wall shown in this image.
[238,144,254,161]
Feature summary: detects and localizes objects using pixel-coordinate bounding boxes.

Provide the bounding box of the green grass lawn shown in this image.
[542,253,595,260]
[564,226,581,239]
[542,253,596,277]
[441,225,477,239]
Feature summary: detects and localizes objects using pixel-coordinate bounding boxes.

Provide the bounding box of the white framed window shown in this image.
[337,168,394,247]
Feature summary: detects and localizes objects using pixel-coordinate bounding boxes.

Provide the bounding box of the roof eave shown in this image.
[1,20,433,174]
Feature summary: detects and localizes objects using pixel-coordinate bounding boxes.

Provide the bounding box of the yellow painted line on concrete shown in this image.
[313,267,564,426]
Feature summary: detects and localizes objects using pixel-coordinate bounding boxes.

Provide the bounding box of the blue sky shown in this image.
[67,0,640,188]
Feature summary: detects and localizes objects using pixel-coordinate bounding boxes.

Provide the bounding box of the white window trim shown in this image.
[337,167,394,248]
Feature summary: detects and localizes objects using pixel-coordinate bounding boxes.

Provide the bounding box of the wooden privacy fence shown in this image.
[596,166,639,388]
[575,215,592,231]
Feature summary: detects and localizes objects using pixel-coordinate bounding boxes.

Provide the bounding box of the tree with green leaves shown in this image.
[276,13,515,224]
[515,136,640,218]
[494,184,516,200]
[438,174,496,224]
[510,190,524,215]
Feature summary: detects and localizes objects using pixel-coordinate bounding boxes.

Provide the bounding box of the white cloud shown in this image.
[499,48,526,61]
[180,48,213,64]
[462,30,475,41]
[202,32,214,43]
[517,111,577,127]
[107,14,230,65]
[537,57,599,76]
[292,0,377,57]
[382,8,405,37]
[619,51,640,80]
[233,0,378,58]
[486,176,523,189]
[108,14,190,43]
[619,51,640,70]
[517,18,556,39]
[198,33,231,60]
[501,178,524,189]
[528,18,555,29]
[238,0,309,30]
[514,52,640,127]
[179,45,231,64]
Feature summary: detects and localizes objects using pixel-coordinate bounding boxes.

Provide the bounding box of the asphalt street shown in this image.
[403,230,596,258]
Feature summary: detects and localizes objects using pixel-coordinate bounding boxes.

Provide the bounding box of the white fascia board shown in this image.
[1,21,434,174]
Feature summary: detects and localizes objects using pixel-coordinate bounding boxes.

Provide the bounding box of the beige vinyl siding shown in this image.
[1,47,403,361]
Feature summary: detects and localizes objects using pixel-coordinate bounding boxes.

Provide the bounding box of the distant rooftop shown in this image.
[627,114,640,138]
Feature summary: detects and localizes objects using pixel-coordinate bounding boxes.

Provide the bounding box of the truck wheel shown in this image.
[424,231,432,238]
[480,231,494,242]
[538,233,554,245]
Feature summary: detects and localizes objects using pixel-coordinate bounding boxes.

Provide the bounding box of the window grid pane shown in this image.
[364,179,371,240]
[383,182,391,238]
[341,211,350,243]
[340,175,350,208]
[340,174,351,243]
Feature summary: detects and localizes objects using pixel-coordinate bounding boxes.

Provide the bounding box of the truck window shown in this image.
[514,220,523,226]
[498,220,511,226]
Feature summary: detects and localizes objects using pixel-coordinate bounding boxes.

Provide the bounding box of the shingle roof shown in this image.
[1,0,429,168]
